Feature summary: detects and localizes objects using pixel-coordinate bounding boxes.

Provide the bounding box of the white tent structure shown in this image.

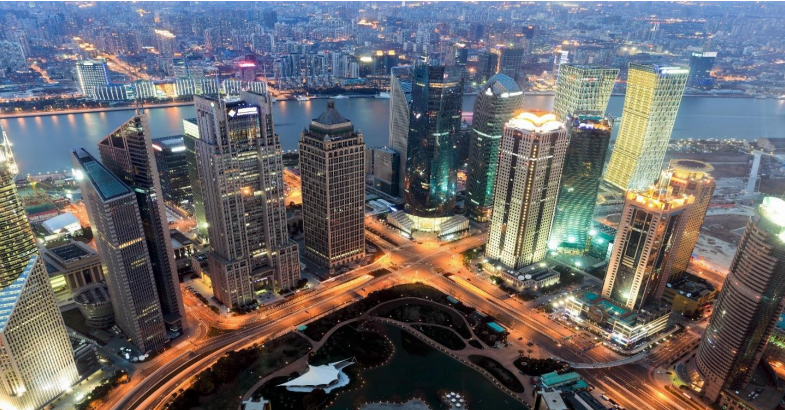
[278,358,354,393]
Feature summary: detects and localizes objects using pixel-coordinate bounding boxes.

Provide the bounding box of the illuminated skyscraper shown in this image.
[192,91,300,308]
[601,184,693,311]
[75,59,109,99]
[465,74,524,222]
[665,160,715,282]
[695,197,785,403]
[98,114,185,334]
[551,64,619,122]
[486,112,568,270]
[403,62,464,232]
[300,101,366,270]
[72,148,168,353]
[182,118,208,241]
[0,128,78,410]
[605,64,689,191]
[389,65,412,196]
[688,51,716,89]
[550,112,612,252]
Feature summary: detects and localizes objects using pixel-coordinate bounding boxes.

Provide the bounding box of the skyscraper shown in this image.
[75,59,109,99]
[688,51,716,89]
[550,112,612,252]
[403,62,464,232]
[498,48,526,79]
[665,159,715,282]
[695,197,785,403]
[486,111,569,271]
[152,135,191,205]
[72,148,168,353]
[0,128,78,410]
[601,185,693,311]
[465,74,524,222]
[299,101,366,270]
[192,91,300,308]
[389,65,412,196]
[551,64,619,122]
[182,118,208,240]
[98,114,185,333]
[605,64,689,191]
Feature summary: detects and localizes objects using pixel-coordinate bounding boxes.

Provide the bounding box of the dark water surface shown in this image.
[3,95,785,175]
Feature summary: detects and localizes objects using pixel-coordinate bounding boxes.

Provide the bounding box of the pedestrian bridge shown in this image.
[568,352,647,369]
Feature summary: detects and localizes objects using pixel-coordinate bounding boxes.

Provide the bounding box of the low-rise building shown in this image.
[170,229,195,273]
[73,283,114,329]
[508,265,560,290]
[41,241,104,299]
[565,292,671,348]
[662,273,717,316]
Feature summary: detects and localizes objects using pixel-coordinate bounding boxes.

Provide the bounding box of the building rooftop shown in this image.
[314,100,349,126]
[47,242,95,263]
[73,148,132,201]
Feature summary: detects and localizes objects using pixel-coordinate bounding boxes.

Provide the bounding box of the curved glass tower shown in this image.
[695,197,785,402]
[465,74,524,222]
[404,62,464,224]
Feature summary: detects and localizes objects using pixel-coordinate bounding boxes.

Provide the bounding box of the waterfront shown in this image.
[2,95,785,175]
[326,324,527,410]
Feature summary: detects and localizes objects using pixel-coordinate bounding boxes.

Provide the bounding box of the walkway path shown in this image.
[569,351,647,369]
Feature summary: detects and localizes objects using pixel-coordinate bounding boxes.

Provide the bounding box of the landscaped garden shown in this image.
[468,355,525,393]
[411,324,467,350]
[165,332,312,410]
[372,300,472,338]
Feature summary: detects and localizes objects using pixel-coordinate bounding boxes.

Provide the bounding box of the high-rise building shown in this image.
[389,65,412,196]
[182,118,208,240]
[550,112,613,252]
[476,50,499,83]
[695,197,785,403]
[665,160,715,282]
[299,101,366,270]
[262,10,278,29]
[465,74,524,222]
[152,135,192,205]
[601,185,693,311]
[98,114,185,333]
[605,64,689,191]
[497,48,526,80]
[486,112,569,271]
[155,29,176,58]
[368,147,400,197]
[192,91,300,308]
[551,64,619,122]
[0,128,78,410]
[403,62,464,231]
[72,148,168,353]
[688,51,716,89]
[75,59,109,99]
[552,50,570,80]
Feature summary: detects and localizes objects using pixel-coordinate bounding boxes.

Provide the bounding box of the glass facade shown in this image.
[688,52,716,89]
[550,112,612,252]
[465,74,524,222]
[552,64,618,122]
[404,63,463,219]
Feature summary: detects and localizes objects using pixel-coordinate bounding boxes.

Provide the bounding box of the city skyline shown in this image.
[0,2,784,410]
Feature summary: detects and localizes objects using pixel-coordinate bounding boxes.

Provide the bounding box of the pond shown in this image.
[326,324,528,410]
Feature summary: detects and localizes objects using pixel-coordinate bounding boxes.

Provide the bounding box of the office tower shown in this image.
[465,74,524,222]
[404,63,464,231]
[263,10,278,29]
[688,51,716,89]
[72,148,168,352]
[192,91,300,308]
[182,118,208,240]
[601,184,693,311]
[98,115,185,333]
[299,101,366,270]
[551,64,619,122]
[0,128,78,410]
[552,50,570,80]
[477,50,499,83]
[665,160,715,282]
[75,59,109,99]
[389,65,412,196]
[369,147,400,197]
[605,64,689,191]
[155,29,176,57]
[498,48,526,79]
[695,197,785,403]
[486,112,569,270]
[550,112,612,252]
[153,135,191,205]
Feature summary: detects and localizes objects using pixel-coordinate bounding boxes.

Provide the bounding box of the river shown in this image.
[2,95,785,175]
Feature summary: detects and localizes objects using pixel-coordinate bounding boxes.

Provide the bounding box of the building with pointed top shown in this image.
[300,100,366,270]
[0,126,78,410]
